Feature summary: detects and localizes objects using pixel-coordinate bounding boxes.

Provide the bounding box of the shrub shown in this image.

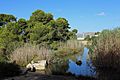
[0,49,8,62]
[0,54,7,62]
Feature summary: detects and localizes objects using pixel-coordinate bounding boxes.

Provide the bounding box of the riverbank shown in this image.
[4,71,97,80]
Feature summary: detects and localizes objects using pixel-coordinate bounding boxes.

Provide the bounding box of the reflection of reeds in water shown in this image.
[47,40,84,75]
[45,59,69,75]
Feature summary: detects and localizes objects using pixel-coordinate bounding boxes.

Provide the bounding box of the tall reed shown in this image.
[10,44,52,67]
[54,40,84,57]
[90,28,120,70]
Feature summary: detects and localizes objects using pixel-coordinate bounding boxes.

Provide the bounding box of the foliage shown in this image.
[0,9,78,68]
[30,23,50,44]
[30,10,53,24]
[0,14,16,22]
[0,22,23,54]
[46,18,71,41]
[0,54,7,62]
[68,29,78,39]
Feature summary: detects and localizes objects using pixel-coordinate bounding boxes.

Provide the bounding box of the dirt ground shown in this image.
[3,71,97,80]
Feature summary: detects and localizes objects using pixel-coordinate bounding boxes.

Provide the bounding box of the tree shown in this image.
[0,10,78,54]
[29,10,53,24]
[30,23,50,44]
[0,22,21,54]
[17,18,29,42]
[46,18,71,41]
[56,18,70,29]
[68,29,78,39]
[72,29,78,33]
[0,14,16,22]
[55,18,70,41]
[18,18,27,28]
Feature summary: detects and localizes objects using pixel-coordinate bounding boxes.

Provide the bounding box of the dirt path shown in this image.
[4,72,77,80]
[4,72,97,80]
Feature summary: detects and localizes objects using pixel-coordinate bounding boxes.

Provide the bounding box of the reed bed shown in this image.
[10,44,52,67]
[90,28,120,70]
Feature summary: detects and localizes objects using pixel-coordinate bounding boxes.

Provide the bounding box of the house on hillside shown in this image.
[77,32,99,40]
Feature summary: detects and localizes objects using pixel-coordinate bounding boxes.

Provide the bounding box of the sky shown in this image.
[0,0,120,33]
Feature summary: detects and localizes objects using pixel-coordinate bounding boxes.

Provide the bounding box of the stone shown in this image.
[26,60,47,71]
[26,63,36,72]
[76,60,82,65]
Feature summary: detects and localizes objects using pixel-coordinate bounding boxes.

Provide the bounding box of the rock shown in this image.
[76,60,82,65]
[26,60,47,71]
[26,63,36,72]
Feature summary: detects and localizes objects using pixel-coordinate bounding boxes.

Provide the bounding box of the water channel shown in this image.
[46,47,96,77]
[67,47,96,76]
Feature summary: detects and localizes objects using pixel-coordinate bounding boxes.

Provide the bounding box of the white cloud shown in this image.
[97,12,105,16]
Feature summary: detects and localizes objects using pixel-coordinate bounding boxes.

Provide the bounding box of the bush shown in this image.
[0,54,7,62]
[0,49,8,62]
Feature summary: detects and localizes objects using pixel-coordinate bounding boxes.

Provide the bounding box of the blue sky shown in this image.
[0,0,120,32]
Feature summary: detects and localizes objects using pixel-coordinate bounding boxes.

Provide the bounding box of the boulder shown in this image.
[26,60,47,71]
[26,63,36,72]
[33,60,47,70]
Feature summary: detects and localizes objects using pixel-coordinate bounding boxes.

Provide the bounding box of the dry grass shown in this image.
[60,40,83,49]
[55,40,84,57]
[9,40,83,67]
[91,28,120,70]
[9,44,52,67]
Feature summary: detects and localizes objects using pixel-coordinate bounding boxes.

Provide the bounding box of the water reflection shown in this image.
[46,47,96,77]
[45,47,120,80]
[67,48,96,76]
[46,59,69,75]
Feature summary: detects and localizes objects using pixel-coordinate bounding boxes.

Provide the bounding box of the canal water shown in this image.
[46,47,96,77]
[67,47,96,76]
